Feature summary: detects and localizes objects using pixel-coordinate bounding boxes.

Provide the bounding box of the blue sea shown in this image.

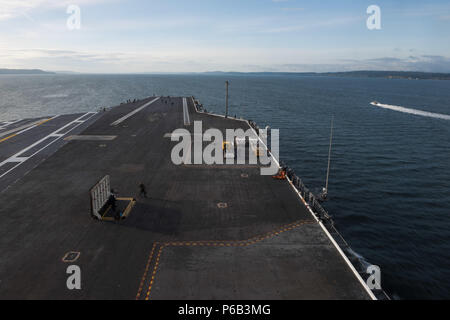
[1,74,449,299]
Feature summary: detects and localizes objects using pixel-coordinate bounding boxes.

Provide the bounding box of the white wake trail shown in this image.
[370,102,450,120]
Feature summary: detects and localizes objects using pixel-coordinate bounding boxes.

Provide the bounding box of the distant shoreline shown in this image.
[200,71,450,80]
[0,69,55,75]
[1,69,449,80]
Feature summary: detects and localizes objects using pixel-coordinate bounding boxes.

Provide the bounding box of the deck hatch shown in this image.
[62,251,80,263]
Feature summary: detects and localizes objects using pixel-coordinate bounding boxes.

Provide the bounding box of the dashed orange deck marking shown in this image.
[145,244,166,300]
[137,219,315,300]
[135,243,157,300]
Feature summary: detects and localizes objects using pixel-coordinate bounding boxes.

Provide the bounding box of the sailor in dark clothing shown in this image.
[139,183,147,198]
[109,189,119,220]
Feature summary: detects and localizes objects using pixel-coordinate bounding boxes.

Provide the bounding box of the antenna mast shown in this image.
[225,81,229,118]
[325,116,334,193]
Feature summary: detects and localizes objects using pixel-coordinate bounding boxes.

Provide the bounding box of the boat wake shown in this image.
[370,102,450,120]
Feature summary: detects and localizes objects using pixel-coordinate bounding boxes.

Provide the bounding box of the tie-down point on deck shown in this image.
[89,175,136,221]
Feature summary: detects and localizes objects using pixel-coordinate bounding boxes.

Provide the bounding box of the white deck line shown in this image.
[110,97,160,126]
[190,96,377,300]
[0,118,54,138]
[0,119,22,130]
[15,116,60,136]
[7,157,28,163]
[6,119,22,124]
[183,98,191,126]
[0,112,97,179]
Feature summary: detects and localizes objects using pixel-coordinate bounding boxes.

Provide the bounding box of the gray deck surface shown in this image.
[0,97,370,300]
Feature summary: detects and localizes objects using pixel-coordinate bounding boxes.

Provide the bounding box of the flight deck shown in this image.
[0,97,374,300]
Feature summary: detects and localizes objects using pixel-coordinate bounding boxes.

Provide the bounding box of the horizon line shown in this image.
[2,69,450,76]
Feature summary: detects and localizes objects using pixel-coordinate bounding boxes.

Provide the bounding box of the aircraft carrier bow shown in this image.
[0,97,378,300]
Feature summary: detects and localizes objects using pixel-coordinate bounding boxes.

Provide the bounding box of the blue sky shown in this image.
[0,0,449,73]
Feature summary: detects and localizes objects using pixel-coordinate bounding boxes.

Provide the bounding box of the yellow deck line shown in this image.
[117,197,136,218]
[36,118,52,126]
[100,198,135,221]
[0,133,17,143]
[0,118,52,144]
[101,206,112,219]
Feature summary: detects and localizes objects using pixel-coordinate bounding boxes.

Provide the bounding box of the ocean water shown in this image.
[1,74,449,299]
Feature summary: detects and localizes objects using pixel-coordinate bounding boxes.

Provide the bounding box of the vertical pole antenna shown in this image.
[225,81,229,118]
[325,116,334,192]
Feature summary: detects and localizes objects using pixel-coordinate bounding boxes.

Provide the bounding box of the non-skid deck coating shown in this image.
[0,97,371,300]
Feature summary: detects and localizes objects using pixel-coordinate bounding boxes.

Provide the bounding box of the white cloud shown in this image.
[0,46,329,73]
[2,45,450,73]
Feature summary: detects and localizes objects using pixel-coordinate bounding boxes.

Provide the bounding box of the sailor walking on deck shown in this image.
[139,183,147,198]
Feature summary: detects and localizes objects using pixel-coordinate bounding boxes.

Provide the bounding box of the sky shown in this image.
[0,0,449,73]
